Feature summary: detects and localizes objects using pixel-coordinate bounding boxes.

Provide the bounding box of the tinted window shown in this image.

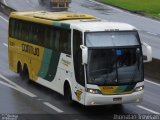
[9,18,71,54]
[59,29,71,54]
[73,30,85,86]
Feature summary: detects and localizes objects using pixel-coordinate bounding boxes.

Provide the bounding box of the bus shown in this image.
[8,11,152,106]
[39,0,71,10]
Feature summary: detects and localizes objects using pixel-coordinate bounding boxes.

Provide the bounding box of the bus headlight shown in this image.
[86,88,102,94]
[134,86,144,92]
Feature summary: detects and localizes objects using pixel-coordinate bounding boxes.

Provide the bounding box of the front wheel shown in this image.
[64,83,73,104]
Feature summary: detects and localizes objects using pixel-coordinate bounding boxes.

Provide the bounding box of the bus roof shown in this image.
[10,11,136,32]
[10,11,96,20]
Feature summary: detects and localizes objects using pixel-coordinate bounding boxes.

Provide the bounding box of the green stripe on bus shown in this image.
[114,86,128,93]
[61,23,70,29]
[44,50,61,81]
[53,22,61,27]
[124,84,135,92]
[38,48,52,78]
[114,85,135,93]
[53,22,70,29]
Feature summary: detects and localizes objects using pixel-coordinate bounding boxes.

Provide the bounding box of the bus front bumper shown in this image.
[84,90,143,106]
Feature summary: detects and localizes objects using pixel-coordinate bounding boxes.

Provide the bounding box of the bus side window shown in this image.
[32,24,38,44]
[28,23,33,43]
[14,20,19,39]
[9,19,15,37]
[73,30,85,86]
[21,21,28,42]
[59,29,71,55]
[49,27,56,49]
[37,24,45,46]
[44,27,57,50]
[54,28,60,51]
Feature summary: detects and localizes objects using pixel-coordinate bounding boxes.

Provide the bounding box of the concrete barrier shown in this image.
[0,1,16,16]
[144,58,160,80]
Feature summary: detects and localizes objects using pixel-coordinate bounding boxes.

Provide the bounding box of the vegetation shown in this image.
[98,0,160,18]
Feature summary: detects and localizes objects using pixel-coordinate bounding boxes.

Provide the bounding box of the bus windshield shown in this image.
[86,31,139,47]
[85,31,143,85]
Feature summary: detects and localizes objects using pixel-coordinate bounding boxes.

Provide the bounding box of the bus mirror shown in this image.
[142,42,152,62]
[80,45,88,64]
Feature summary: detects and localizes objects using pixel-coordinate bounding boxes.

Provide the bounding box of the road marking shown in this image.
[0,16,8,23]
[3,43,8,47]
[3,0,8,6]
[0,80,19,90]
[44,102,64,113]
[144,79,160,87]
[0,74,37,97]
[137,105,160,115]
[88,0,128,13]
[147,32,158,36]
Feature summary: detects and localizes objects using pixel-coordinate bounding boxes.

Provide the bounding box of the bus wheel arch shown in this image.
[64,80,73,104]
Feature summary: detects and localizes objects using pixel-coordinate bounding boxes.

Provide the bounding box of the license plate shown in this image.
[113,97,122,101]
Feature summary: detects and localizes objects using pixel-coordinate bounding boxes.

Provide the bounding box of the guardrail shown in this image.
[0,1,160,82]
[0,1,16,16]
[144,58,160,80]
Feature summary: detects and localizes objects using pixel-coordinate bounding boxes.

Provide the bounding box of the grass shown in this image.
[97,0,160,19]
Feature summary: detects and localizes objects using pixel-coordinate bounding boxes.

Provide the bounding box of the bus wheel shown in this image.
[64,82,73,104]
[17,62,23,77]
[23,65,30,81]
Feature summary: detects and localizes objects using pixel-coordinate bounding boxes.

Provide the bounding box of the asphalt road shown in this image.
[0,0,160,120]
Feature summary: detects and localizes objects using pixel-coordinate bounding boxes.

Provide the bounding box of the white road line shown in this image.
[147,32,158,36]
[3,0,8,6]
[0,80,18,90]
[137,105,160,115]
[0,74,37,97]
[88,0,129,13]
[3,43,8,47]
[0,16,8,23]
[145,79,160,87]
[44,102,64,113]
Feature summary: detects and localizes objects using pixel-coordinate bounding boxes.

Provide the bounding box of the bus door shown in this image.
[73,30,85,103]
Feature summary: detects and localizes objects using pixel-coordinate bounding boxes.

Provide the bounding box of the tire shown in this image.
[17,62,23,78]
[22,65,30,81]
[64,83,73,104]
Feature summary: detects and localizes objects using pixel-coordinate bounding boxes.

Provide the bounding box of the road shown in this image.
[0,0,160,119]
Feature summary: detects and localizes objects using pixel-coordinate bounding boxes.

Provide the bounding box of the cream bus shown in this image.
[8,11,152,105]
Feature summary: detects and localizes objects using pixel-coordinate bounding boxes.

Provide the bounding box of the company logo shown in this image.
[75,90,82,101]
[22,44,39,56]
